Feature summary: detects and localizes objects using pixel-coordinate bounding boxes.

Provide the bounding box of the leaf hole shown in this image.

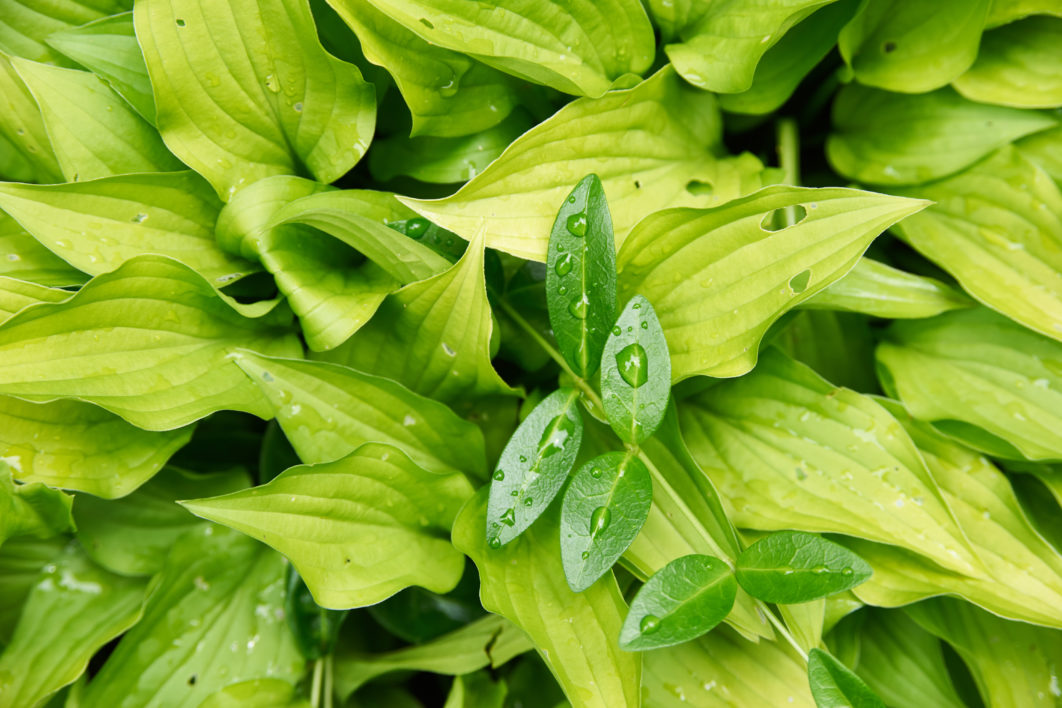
[685,180,714,197]
[882,41,896,53]
[760,204,808,232]
[176,18,186,27]
[188,674,197,685]
[419,18,434,29]
[789,269,811,294]
[634,180,641,189]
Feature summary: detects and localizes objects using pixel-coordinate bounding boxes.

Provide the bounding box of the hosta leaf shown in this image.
[10,57,180,181]
[183,443,473,608]
[234,352,486,478]
[546,174,617,379]
[80,526,304,708]
[401,68,759,261]
[665,0,834,94]
[0,544,146,707]
[318,227,513,402]
[134,0,376,199]
[444,671,507,708]
[0,52,62,184]
[328,0,519,137]
[0,213,82,286]
[74,467,251,576]
[1019,127,1062,189]
[487,388,583,546]
[954,17,1062,108]
[735,531,872,604]
[0,277,68,321]
[0,536,65,643]
[679,348,981,576]
[453,489,640,708]
[619,554,737,651]
[0,255,301,430]
[199,679,308,708]
[827,84,1057,185]
[284,568,348,660]
[0,464,74,547]
[601,295,670,442]
[560,452,652,592]
[838,0,990,93]
[45,12,155,123]
[776,310,879,393]
[359,0,654,97]
[877,308,1062,461]
[0,0,129,66]
[0,172,255,284]
[804,257,972,319]
[807,648,886,708]
[892,147,1062,341]
[616,185,927,380]
[0,396,193,499]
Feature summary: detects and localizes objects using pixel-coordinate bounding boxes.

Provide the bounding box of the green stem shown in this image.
[761,602,809,663]
[310,657,324,708]
[776,117,801,226]
[324,654,334,708]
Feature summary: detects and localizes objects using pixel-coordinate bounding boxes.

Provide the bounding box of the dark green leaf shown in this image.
[735,531,872,604]
[284,565,348,660]
[807,648,886,708]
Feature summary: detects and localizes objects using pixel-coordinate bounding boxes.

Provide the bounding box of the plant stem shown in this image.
[777,117,801,226]
[324,654,334,708]
[310,657,324,708]
[761,602,809,663]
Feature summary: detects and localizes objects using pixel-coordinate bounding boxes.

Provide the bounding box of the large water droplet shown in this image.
[568,295,589,319]
[590,506,611,535]
[555,253,573,276]
[841,567,853,576]
[590,466,602,478]
[566,212,588,237]
[523,497,533,507]
[488,536,502,549]
[493,470,505,481]
[640,615,661,633]
[616,343,648,388]
[538,414,575,458]
[581,550,590,560]
[500,508,516,527]
[406,218,430,239]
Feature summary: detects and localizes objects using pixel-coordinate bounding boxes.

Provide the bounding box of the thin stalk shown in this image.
[324,654,334,708]
[310,657,324,708]
[761,603,809,663]
[776,117,801,226]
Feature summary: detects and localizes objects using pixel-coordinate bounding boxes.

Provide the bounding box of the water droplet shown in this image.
[406,218,430,239]
[640,321,648,329]
[555,253,573,276]
[789,269,811,294]
[538,414,575,458]
[261,371,274,382]
[488,536,502,549]
[566,212,588,237]
[568,195,577,204]
[518,455,527,463]
[590,466,602,478]
[841,568,853,576]
[293,102,303,113]
[500,508,516,526]
[132,213,148,223]
[6,253,19,262]
[581,551,590,560]
[558,285,567,295]
[524,497,533,507]
[612,326,621,336]
[640,615,661,633]
[493,470,505,481]
[441,342,456,356]
[616,343,648,388]
[590,506,611,535]
[568,295,589,319]
[264,74,280,93]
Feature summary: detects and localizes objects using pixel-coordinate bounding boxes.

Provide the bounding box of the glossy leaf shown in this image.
[1018,125,1062,184]
[807,648,886,708]
[284,567,347,660]
[0,255,302,430]
[546,174,617,379]
[0,277,68,321]
[182,443,474,608]
[619,554,737,651]
[0,52,63,184]
[0,464,74,547]
[0,537,65,644]
[453,489,640,708]
[134,0,376,199]
[617,185,928,380]
[561,452,652,592]
[827,84,1057,185]
[601,295,670,442]
[735,531,872,604]
[198,679,308,708]
[487,388,583,546]
[776,310,879,393]
[954,17,1062,108]
[0,213,82,286]
[0,0,128,66]
[443,671,507,708]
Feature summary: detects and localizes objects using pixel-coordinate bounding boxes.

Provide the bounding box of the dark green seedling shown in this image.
[284,565,348,661]
[601,295,670,444]
[560,452,652,592]
[619,554,736,651]
[487,388,584,547]
[545,174,617,379]
[807,648,886,708]
[735,531,872,604]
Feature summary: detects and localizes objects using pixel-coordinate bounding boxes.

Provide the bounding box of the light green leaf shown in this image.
[0,396,193,499]
[1019,125,1062,184]
[357,0,654,97]
[0,536,65,643]
[134,0,376,199]
[453,489,641,708]
[45,12,156,123]
[0,463,75,547]
[74,466,250,575]
[317,227,513,403]
[877,308,1062,461]
[0,213,83,287]
[838,0,990,93]
[0,52,62,184]
[0,255,302,431]
[198,679,308,708]
[954,17,1062,108]
[80,526,304,708]
[328,0,519,137]
[0,0,129,66]
[0,543,146,707]
[803,257,972,319]
[444,671,507,708]
[617,185,928,380]
[182,443,474,609]
[827,84,1057,185]
[807,648,886,708]
[665,0,835,94]
[401,68,761,261]
[906,598,1062,707]
[893,148,1062,341]
[735,531,872,604]
[601,295,670,442]
[778,598,826,654]
[0,277,69,321]
[10,57,181,181]
[0,172,256,284]
[233,352,486,478]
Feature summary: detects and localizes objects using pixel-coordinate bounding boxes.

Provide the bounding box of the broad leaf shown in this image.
[284,567,347,660]
[358,0,654,97]
[0,464,74,547]
[0,396,193,499]
[183,443,474,608]
[0,277,68,321]
[0,544,146,707]
[546,174,617,378]
[134,0,376,199]
[80,527,304,708]
[443,671,506,708]
[807,648,886,708]
[561,452,652,592]
[0,213,83,286]
[601,295,670,442]
[735,531,872,604]
[617,185,927,380]
[619,554,737,651]
[0,0,129,66]
[0,255,302,430]
[776,310,879,392]
[0,536,65,643]
[199,679,308,708]
[953,17,1062,108]
[1019,125,1062,184]
[487,388,583,546]
[0,52,62,184]
[453,489,641,708]
[827,84,1057,185]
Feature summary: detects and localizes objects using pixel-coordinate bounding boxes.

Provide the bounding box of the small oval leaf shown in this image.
[560,452,653,592]
[546,174,617,379]
[487,388,584,547]
[807,648,886,708]
[735,531,872,604]
[601,295,671,444]
[619,554,736,651]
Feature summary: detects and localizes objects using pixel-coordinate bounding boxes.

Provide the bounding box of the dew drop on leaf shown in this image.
[566,212,588,237]
[616,343,649,388]
[406,218,430,239]
[493,470,505,481]
[488,536,501,549]
[500,508,516,527]
[590,506,611,535]
[555,253,573,276]
[569,295,589,319]
[581,551,590,560]
[640,615,661,633]
[538,414,575,457]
